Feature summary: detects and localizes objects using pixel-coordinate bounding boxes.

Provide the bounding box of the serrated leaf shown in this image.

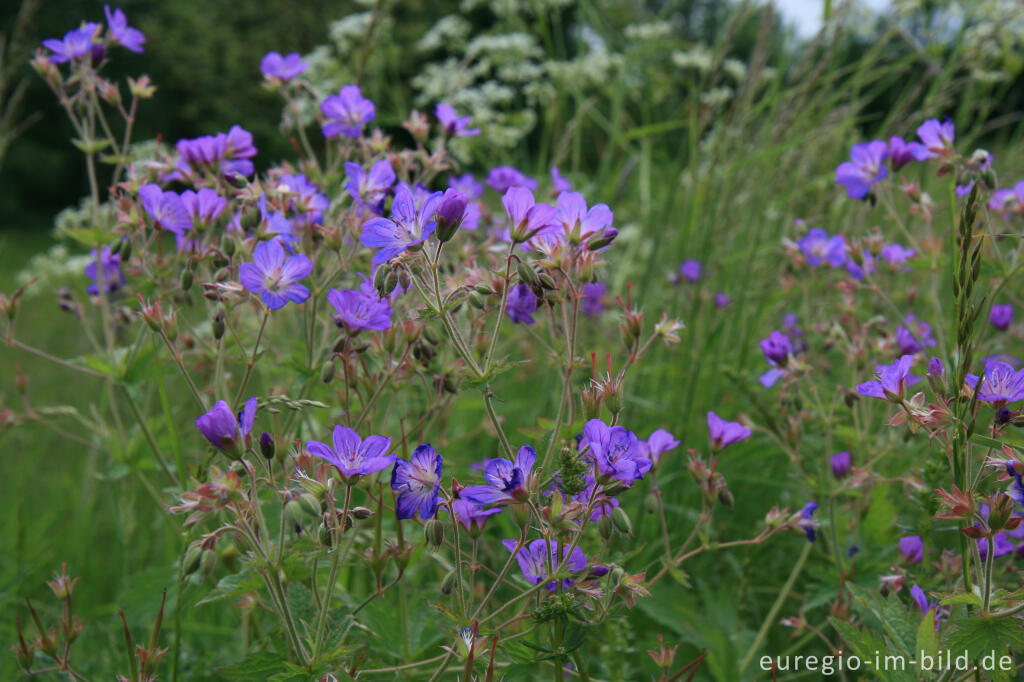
[829,619,916,682]
[196,568,262,606]
[916,609,939,661]
[940,592,984,607]
[216,651,293,680]
[847,583,916,655]
[943,616,1024,662]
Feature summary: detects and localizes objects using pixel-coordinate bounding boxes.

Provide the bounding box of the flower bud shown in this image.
[297,493,322,518]
[199,549,217,579]
[181,544,203,576]
[517,261,537,286]
[320,360,335,384]
[440,569,459,596]
[644,492,659,515]
[284,499,306,528]
[988,492,1015,532]
[242,206,261,230]
[598,514,613,540]
[259,431,275,460]
[538,273,557,290]
[180,268,194,292]
[611,506,633,536]
[424,518,445,551]
[435,189,467,243]
[468,290,485,309]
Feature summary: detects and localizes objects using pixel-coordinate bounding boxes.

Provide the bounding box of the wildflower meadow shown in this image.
[2,1,1024,680]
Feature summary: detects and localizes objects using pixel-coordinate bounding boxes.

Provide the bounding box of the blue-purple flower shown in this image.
[990,304,1014,331]
[502,187,559,244]
[898,535,923,564]
[260,51,308,82]
[977,533,1014,562]
[85,246,124,295]
[916,118,954,157]
[550,191,615,248]
[550,167,572,195]
[321,85,375,138]
[831,451,851,479]
[896,314,936,355]
[450,498,501,536]
[707,411,751,451]
[988,181,1024,216]
[195,397,257,456]
[43,23,100,63]
[678,259,701,282]
[461,445,537,506]
[391,444,443,519]
[181,188,227,234]
[880,243,916,265]
[888,135,928,169]
[581,419,652,486]
[450,173,484,199]
[797,227,847,268]
[104,6,145,53]
[714,292,732,308]
[173,125,258,179]
[502,538,587,590]
[639,429,679,467]
[856,354,915,401]
[345,159,395,213]
[759,330,793,388]
[581,282,606,317]
[238,240,313,310]
[435,103,479,137]
[965,361,1024,407]
[486,166,536,193]
[139,184,190,236]
[798,501,818,542]
[835,141,888,199]
[360,183,442,263]
[506,283,537,324]
[910,585,941,631]
[327,276,392,331]
[306,425,396,485]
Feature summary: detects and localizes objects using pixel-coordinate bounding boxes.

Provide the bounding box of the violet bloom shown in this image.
[797,228,847,268]
[910,585,941,631]
[835,141,888,199]
[435,103,479,137]
[280,173,329,226]
[856,354,915,401]
[327,276,392,331]
[707,411,751,451]
[321,85,375,138]
[639,429,680,467]
[553,191,614,247]
[104,6,145,53]
[390,443,442,519]
[679,260,701,282]
[238,240,312,310]
[888,136,929,169]
[581,282,606,318]
[580,419,652,486]
[881,243,916,265]
[977,533,1014,562]
[759,330,793,388]
[360,183,441,263]
[260,51,308,82]
[486,166,537,193]
[916,118,954,157]
[181,188,227,226]
[799,501,818,542]
[502,538,587,590]
[1009,466,1024,508]
[898,535,923,564]
[714,292,731,308]
[195,397,257,456]
[506,283,537,325]
[831,451,852,479]
[965,361,1024,407]
[345,159,395,213]
[85,246,124,295]
[550,166,572,195]
[139,184,190,237]
[451,498,501,535]
[449,173,484,200]
[461,445,537,506]
[503,187,558,243]
[43,23,99,63]
[990,304,1014,331]
[896,314,936,355]
[306,425,395,485]
[174,125,257,179]
[988,181,1024,216]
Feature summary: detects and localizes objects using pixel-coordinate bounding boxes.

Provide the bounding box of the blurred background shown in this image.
[2,0,1024,679]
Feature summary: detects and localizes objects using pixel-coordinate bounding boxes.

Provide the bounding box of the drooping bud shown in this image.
[424,518,445,551]
[181,544,203,576]
[259,432,275,460]
[435,189,468,243]
[297,493,322,518]
[517,261,537,286]
[611,506,633,536]
[320,360,335,384]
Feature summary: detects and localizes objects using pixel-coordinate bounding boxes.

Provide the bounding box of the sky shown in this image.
[774,0,893,38]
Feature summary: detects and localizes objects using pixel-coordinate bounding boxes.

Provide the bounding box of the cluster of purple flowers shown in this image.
[835,118,954,199]
[795,226,915,280]
[42,6,145,64]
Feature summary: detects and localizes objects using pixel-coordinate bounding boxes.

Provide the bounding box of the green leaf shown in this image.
[943,615,1024,663]
[829,619,916,682]
[915,608,939,662]
[216,651,293,680]
[196,568,262,606]
[847,583,916,656]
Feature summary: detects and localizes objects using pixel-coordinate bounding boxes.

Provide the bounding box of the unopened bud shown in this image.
[320,360,335,384]
[598,514,613,540]
[199,549,217,579]
[259,432,275,460]
[284,499,306,527]
[538,273,557,290]
[610,506,633,536]
[468,291,485,309]
[440,569,458,596]
[424,518,445,550]
[298,492,321,518]
[180,268,193,292]
[517,261,537,285]
[644,492,659,515]
[181,545,203,575]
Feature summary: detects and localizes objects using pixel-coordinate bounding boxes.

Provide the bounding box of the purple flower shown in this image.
[360,183,441,263]
[260,51,308,82]
[550,167,572,195]
[797,228,847,268]
[181,188,227,227]
[306,425,396,485]
[84,246,124,295]
[486,166,537,193]
[390,443,442,519]
[450,498,501,535]
[506,283,537,325]
[965,361,1024,406]
[988,181,1024,216]
[955,182,974,198]
[639,429,680,466]
[139,184,190,236]
[174,126,257,179]
[1008,467,1024,507]
[759,330,793,388]
[435,189,471,239]
[553,191,614,247]
[502,187,558,243]
[881,243,916,265]
[43,23,99,63]
[449,173,484,200]
[714,292,732,308]
[898,535,923,564]
[238,240,312,310]
[327,276,393,331]
[435,103,479,137]
[580,419,652,486]
[910,585,941,630]
[831,451,852,479]
[977,533,1014,562]
[835,141,888,199]
[279,173,329,225]
[345,159,395,214]
[581,282,606,317]
[104,6,145,53]
[798,501,818,542]
[461,445,537,506]
[679,259,701,282]
[856,354,915,401]
[888,136,928,169]
[897,315,936,355]
[990,304,1014,331]
[707,411,751,451]
[195,397,257,456]
[916,118,954,157]
[502,538,587,590]
[321,85,375,138]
